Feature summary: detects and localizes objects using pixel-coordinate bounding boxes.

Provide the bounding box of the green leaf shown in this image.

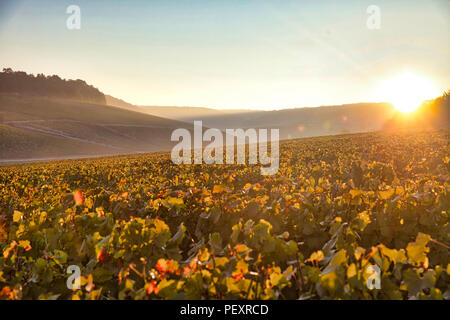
[157,279,177,299]
[401,269,436,297]
[93,267,114,283]
[208,232,223,253]
[53,250,68,265]
[168,222,186,246]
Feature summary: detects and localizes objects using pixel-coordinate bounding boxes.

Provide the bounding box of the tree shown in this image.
[0,68,106,104]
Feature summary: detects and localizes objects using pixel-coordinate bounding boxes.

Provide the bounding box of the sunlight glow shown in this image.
[375,72,438,113]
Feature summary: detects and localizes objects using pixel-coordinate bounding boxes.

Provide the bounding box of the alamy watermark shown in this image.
[171,121,279,175]
[66,5,81,30]
[66,265,81,290]
[366,264,381,290]
[65,5,380,31]
[366,5,381,30]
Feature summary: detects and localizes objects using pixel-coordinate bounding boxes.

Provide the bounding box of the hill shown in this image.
[105,95,254,122]
[140,105,253,120]
[136,102,395,140]
[105,95,395,140]
[105,94,136,112]
[0,94,192,161]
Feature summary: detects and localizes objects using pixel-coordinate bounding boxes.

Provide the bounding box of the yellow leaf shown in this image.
[18,240,30,248]
[308,250,324,263]
[347,263,357,278]
[213,185,225,194]
[349,189,363,198]
[234,244,251,254]
[167,197,184,206]
[406,232,431,266]
[354,247,366,260]
[357,211,371,228]
[379,189,395,200]
[13,211,23,222]
[395,186,404,195]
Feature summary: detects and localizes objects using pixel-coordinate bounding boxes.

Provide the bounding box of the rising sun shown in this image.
[375,72,438,113]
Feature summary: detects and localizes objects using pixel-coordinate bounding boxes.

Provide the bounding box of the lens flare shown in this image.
[375,72,438,113]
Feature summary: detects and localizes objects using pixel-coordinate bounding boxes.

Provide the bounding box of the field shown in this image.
[0,94,190,160]
[0,130,448,300]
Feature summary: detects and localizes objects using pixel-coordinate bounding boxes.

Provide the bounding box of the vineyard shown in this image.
[0,130,448,300]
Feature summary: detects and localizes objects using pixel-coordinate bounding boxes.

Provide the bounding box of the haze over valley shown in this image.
[0,69,404,162]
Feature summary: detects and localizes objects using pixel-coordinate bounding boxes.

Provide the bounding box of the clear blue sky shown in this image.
[0,0,448,109]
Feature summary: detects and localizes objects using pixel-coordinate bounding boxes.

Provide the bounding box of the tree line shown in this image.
[0,68,106,105]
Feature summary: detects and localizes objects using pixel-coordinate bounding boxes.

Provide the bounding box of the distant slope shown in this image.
[105,94,253,122]
[0,94,189,126]
[0,94,192,161]
[137,102,395,139]
[0,124,119,160]
[105,94,136,112]
[238,102,395,139]
[105,95,395,139]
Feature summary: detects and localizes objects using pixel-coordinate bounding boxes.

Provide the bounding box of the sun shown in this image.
[375,72,438,113]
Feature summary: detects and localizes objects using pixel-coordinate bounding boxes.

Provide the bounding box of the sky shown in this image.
[0,0,449,110]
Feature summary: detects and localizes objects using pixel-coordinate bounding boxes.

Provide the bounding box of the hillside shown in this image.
[105,95,254,122]
[135,102,395,140]
[106,94,396,139]
[140,105,253,120]
[0,94,192,161]
[244,102,395,139]
[0,124,118,161]
[105,94,136,112]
